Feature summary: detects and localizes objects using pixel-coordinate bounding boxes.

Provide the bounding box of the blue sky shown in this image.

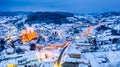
[0,0,120,13]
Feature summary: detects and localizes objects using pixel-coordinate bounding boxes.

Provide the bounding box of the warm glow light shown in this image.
[20,27,38,44]
[80,23,104,39]
[35,50,59,62]
[54,63,62,67]
[35,50,41,61]
[65,41,71,47]
[82,27,92,38]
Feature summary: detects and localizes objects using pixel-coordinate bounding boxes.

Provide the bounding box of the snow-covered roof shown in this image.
[63,55,88,63]
[66,46,81,54]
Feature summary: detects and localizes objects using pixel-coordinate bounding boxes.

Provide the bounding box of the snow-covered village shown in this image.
[0,0,120,67]
[0,11,120,67]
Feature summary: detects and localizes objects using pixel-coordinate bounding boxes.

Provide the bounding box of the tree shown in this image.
[30,43,36,50]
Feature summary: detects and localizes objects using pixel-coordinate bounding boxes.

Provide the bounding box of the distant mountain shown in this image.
[96,12,120,18]
[0,11,30,16]
[25,12,74,24]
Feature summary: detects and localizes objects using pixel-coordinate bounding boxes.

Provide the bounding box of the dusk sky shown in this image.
[0,0,120,13]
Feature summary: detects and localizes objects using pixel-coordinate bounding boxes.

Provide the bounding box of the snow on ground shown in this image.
[83,51,120,67]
